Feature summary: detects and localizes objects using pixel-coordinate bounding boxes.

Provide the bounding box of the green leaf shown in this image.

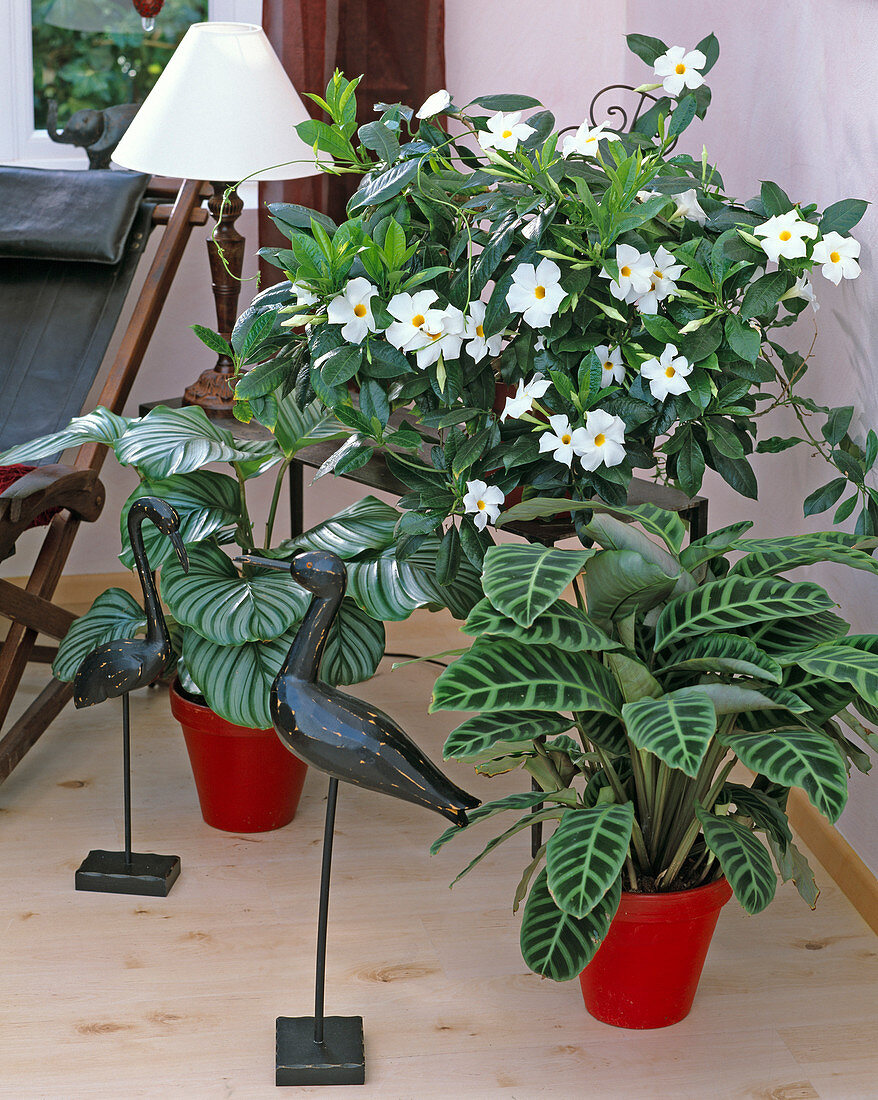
[695,32,720,74]
[822,405,854,446]
[803,477,847,517]
[585,550,680,620]
[462,598,620,653]
[675,431,706,497]
[688,682,809,716]
[520,869,621,981]
[667,95,697,137]
[719,728,848,822]
[654,575,835,651]
[658,632,782,684]
[52,588,148,682]
[547,804,634,918]
[819,198,869,236]
[696,806,776,914]
[625,33,668,65]
[162,544,309,646]
[182,628,292,728]
[747,612,850,656]
[273,396,345,458]
[797,644,878,708]
[730,531,878,580]
[191,324,233,357]
[234,356,289,401]
[724,314,760,363]
[348,159,423,212]
[430,790,551,854]
[431,637,623,715]
[622,689,717,776]
[470,93,542,111]
[500,497,686,555]
[739,271,788,320]
[443,711,572,759]
[760,180,793,216]
[318,344,364,387]
[357,120,400,164]
[481,544,593,628]
[320,597,385,685]
[286,496,398,558]
[0,406,130,465]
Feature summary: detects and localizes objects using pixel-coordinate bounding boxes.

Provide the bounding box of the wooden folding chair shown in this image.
[0,168,207,783]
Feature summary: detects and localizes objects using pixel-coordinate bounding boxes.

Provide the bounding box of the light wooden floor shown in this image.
[2,609,877,1100]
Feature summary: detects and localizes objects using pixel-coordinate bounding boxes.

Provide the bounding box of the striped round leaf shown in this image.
[287,495,398,559]
[584,550,680,620]
[654,576,835,651]
[462,598,620,652]
[274,396,346,457]
[119,472,241,571]
[482,544,593,628]
[320,598,385,685]
[546,803,634,918]
[114,405,280,479]
[719,727,848,822]
[0,407,130,465]
[622,690,717,777]
[658,632,782,683]
[52,588,146,682]
[797,644,878,708]
[162,544,309,645]
[443,711,572,759]
[695,805,776,914]
[182,627,293,728]
[520,869,622,981]
[431,637,623,715]
[431,790,551,854]
[730,532,878,580]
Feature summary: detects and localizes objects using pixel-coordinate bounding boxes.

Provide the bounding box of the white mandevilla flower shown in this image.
[538,414,581,467]
[672,188,707,226]
[326,277,379,343]
[753,210,818,262]
[385,289,439,350]
[634,245,685,314]
[576,409,627,472]
[506,258,566,328]
[811,232,861,285]
[416,89,452,119]
[592,344,626,387]
[640,344,693,401]
[280,282,319,327]
[463,300,504,362]
[561,119,616,159]
[501,373,552,421]
[534,334,546,352]
[789,274,819,312]
[478,110,535,152]
[600,243,654,303]
[653,46,707,96]
[463,480,505,531]
[411,305,465,368]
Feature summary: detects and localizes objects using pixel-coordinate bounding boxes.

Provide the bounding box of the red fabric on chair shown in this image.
[0,465,60,527]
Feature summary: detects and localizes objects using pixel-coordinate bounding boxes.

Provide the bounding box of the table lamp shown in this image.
[113,21,318,412]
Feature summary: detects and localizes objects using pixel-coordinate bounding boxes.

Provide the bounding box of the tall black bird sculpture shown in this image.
[237,549,480,1086]
[74,496,188,897]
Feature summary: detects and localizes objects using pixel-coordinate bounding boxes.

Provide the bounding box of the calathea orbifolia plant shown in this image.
[428,503,878,981]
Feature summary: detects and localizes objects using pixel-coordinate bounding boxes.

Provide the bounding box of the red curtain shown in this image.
[259,0,445,285]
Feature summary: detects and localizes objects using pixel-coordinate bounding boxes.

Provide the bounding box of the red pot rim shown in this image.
[168,676,272,737]
[614,877,733,923]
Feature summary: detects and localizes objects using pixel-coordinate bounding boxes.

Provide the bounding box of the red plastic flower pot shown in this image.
[579,877,733,1029]
[169,679,307,833]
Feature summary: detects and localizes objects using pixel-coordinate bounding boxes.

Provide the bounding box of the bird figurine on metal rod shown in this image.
[237,548,480,1087]
[74,496,188,897]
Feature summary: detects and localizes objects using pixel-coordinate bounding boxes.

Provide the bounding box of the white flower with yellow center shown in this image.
[671,188,707,226]
[635,245,685,314]
[506,258,566,328]
[463,480,505,531]
[577,409,627,472]
[592,344,626,387]
[538,414,582,467]
[479,110,535,152]
[416,89,452,119]
[653,46,707,96]
[501,373,552,421]
[463,300,504,362]
[754,210,818,262]
[812,232,861,285]
[561,119,616,159]
[600,243,654,303]
[411,305,465,368]
[640,344,693,401]
[385,289,439,350]
[326,277,379,343]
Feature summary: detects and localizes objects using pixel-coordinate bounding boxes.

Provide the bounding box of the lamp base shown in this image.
[75,849,181,896]
[183,368,236,414]
[276,1016,365,1086]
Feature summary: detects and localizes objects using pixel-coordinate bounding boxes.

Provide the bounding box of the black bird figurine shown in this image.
[237,549,480,1086]
[74,496,188,898]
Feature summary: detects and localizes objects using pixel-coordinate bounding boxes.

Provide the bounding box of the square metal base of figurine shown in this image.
[75,850,181,897]
[276,1015,365,1086]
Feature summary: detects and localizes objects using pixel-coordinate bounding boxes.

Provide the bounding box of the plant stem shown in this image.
[233,462,255,552]
[264,457,291,547]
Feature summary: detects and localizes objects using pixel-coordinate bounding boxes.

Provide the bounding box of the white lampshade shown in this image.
[112,22,318,182]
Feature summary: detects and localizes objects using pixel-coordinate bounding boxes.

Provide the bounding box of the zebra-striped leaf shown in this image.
[162,544,309,645]
[520,869,621,981]
[730,532,878,579]
[450,807,565,886]
[481,544,593,627]
[0,406,130,464]
[622,690,717,776]
[696,805,776,914]
[431,790,551,854]
[53,588,146,682]
[320,597,385,685]
[430,637,623,715]
[654,576,835,651]
[720,727,848,821]
[443,711,572,759]
[797,644,878,708]
[462,598,620,652]
[658,632,782,683]
[546,803,634,917]
[746,611,850,657]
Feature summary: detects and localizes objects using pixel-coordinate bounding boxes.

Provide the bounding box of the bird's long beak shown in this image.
[171,530,189,574]
[235,554,288,571]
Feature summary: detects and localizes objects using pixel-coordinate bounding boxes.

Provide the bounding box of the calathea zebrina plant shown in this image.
[428,502,878,981]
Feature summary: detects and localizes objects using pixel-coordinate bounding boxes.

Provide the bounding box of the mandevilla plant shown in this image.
[429,505,878,981]
[215,29,871,587]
